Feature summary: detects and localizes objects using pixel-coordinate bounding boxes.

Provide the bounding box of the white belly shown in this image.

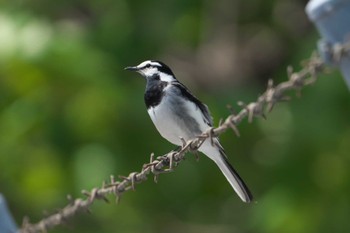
[147,95,209,146]
[148,102,184,146]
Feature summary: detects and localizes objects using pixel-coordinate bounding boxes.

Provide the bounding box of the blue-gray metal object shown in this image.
[306,0,350,89]
[0,194,18,233]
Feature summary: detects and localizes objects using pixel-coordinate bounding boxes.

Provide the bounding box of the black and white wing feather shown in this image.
[171,81,213,126]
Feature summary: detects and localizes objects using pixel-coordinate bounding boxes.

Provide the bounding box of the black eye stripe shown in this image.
[140,61,173,75]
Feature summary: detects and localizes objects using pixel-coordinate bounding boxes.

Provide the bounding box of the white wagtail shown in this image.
[125,60,253,203]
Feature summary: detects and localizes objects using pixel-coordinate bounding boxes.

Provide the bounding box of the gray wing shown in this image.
[172,81,213,126]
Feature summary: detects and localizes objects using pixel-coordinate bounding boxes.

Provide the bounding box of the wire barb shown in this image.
[227,116,241,137]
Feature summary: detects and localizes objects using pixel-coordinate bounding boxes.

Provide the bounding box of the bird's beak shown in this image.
[124,66,139,71]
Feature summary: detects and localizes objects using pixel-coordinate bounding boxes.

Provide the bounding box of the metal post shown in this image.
[0,194,18,233]
[306,0,350,89]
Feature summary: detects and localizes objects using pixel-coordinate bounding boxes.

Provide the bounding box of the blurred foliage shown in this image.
[0,0,350,233]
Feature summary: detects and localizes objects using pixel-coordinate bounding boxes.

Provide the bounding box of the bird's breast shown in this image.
[147,97,184,146]
[144,81,167,108]
[147,94,206,146]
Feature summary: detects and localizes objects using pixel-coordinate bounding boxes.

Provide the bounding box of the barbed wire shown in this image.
[19,42,349,233]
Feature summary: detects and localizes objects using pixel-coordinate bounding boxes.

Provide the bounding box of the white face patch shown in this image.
[135,60,176,82]
[135,60,161,77]
[159,73,175,82]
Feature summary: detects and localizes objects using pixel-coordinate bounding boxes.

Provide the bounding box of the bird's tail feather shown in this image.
[214,151,253,203]
[199,140,253,203]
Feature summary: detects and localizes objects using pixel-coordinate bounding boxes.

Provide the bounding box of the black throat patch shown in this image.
[144,75,168,108]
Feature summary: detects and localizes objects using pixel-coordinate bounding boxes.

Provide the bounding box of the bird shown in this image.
[125,60,253,203]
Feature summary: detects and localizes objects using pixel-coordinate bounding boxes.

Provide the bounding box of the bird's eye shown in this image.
[145,64,151,68]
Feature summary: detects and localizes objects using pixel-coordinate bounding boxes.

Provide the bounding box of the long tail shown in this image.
[215,151,253,203]
[199,140,253,203]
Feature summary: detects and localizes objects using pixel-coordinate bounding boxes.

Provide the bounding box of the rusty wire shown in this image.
[19,42,349,233]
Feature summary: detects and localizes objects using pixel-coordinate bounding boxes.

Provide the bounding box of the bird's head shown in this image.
[125,60,176,82]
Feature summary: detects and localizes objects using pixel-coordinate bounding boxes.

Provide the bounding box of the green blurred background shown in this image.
[1,0,350,232]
